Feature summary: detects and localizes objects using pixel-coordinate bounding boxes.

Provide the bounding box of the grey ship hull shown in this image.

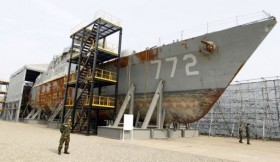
[104,17,277,123]
[30,16,276,124]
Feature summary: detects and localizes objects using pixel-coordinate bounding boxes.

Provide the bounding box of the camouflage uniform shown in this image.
[58,119,72,155]
[246,123,250,144]
[239,125,243,143]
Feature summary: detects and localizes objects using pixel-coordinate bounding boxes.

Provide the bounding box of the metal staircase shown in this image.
[63,15,122,135]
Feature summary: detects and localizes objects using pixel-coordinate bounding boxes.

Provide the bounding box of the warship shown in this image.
[29,13,277,125]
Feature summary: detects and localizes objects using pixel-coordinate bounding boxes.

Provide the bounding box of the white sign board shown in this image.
[123,114,133,130]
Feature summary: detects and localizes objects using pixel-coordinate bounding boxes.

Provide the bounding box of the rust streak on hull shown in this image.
[31,77,68,113]
[30,74,224,124]
[115,88,225,124]
[135,48,159,63]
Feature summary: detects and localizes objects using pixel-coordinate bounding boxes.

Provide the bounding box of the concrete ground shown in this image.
[0,120,279,162]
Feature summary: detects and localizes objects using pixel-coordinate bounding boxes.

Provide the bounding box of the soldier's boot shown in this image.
[239,137,243,143]
[58,149,61,155]
[64,147,70,154]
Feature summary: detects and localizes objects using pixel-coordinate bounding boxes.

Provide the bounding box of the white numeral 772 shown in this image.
[150,54,199,79]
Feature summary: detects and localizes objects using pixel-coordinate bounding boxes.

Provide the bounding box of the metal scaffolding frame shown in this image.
[193,76,280,140]
[0,80,9,118]
[63,15,122,135]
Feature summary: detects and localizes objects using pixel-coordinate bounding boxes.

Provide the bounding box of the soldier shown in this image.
[246,123,251,145]
[58,117,72,155]
[238,124,243,143]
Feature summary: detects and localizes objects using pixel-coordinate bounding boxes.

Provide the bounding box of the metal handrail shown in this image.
[66,95,114,108]
[70,11,121,35]
[136,11,274,51]
[87,68,117,82]
[97,42,118,54]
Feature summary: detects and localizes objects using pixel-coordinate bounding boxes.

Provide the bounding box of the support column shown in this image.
[63,35,75,124]
[87,19,101,135]
[156,82,163,129]
[113,29,122,118]
[113,84,135,127]
[141,80,164,129]
[129,89,134,115]
[209,108,214,136]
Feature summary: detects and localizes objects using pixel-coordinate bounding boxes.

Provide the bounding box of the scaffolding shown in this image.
[63,13,122,135]
[193,76,280,140]
[0,80,9,117]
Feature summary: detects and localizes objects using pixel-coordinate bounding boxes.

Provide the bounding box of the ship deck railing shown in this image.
[65,95,114,108]
[148,11,273,52]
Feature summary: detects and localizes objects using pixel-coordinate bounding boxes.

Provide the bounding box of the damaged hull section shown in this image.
[116,88,224,124]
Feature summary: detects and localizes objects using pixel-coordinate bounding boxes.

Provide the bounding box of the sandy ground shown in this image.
[0,121,279,162]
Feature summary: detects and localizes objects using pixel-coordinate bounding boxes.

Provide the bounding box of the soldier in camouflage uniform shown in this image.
[58,118,72,155]
[238,124,243,143]
[245,123,251,145]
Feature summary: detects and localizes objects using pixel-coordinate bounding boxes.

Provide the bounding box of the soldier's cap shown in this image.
[247,123,250,125]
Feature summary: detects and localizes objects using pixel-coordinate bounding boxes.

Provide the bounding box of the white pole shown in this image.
[263,118,265,140]
[231,123,235,137]
[209,109,214,136]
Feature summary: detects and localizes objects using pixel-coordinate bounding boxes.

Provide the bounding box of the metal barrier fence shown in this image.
[192,76,280,140]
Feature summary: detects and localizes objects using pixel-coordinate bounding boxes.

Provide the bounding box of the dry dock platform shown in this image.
[0,120,279,162]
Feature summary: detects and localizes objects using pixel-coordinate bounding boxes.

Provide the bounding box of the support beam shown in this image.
[5,110,11,120]
[62,36,75,124]
[135,111,140,128]
[112,84,135,127]
[156,85,163,129]
[129,88,134,115]
[209,108,214,136]
[114,28,122,118]
[160,109,166,129]
[9,110,13,120]
[31,109,42,119]
[141,80,164,129]
[24,108,36,119]
[48,100,64,122]
[64,109,72,119]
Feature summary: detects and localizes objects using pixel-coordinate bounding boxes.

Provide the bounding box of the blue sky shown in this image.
[0,0,279,81]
